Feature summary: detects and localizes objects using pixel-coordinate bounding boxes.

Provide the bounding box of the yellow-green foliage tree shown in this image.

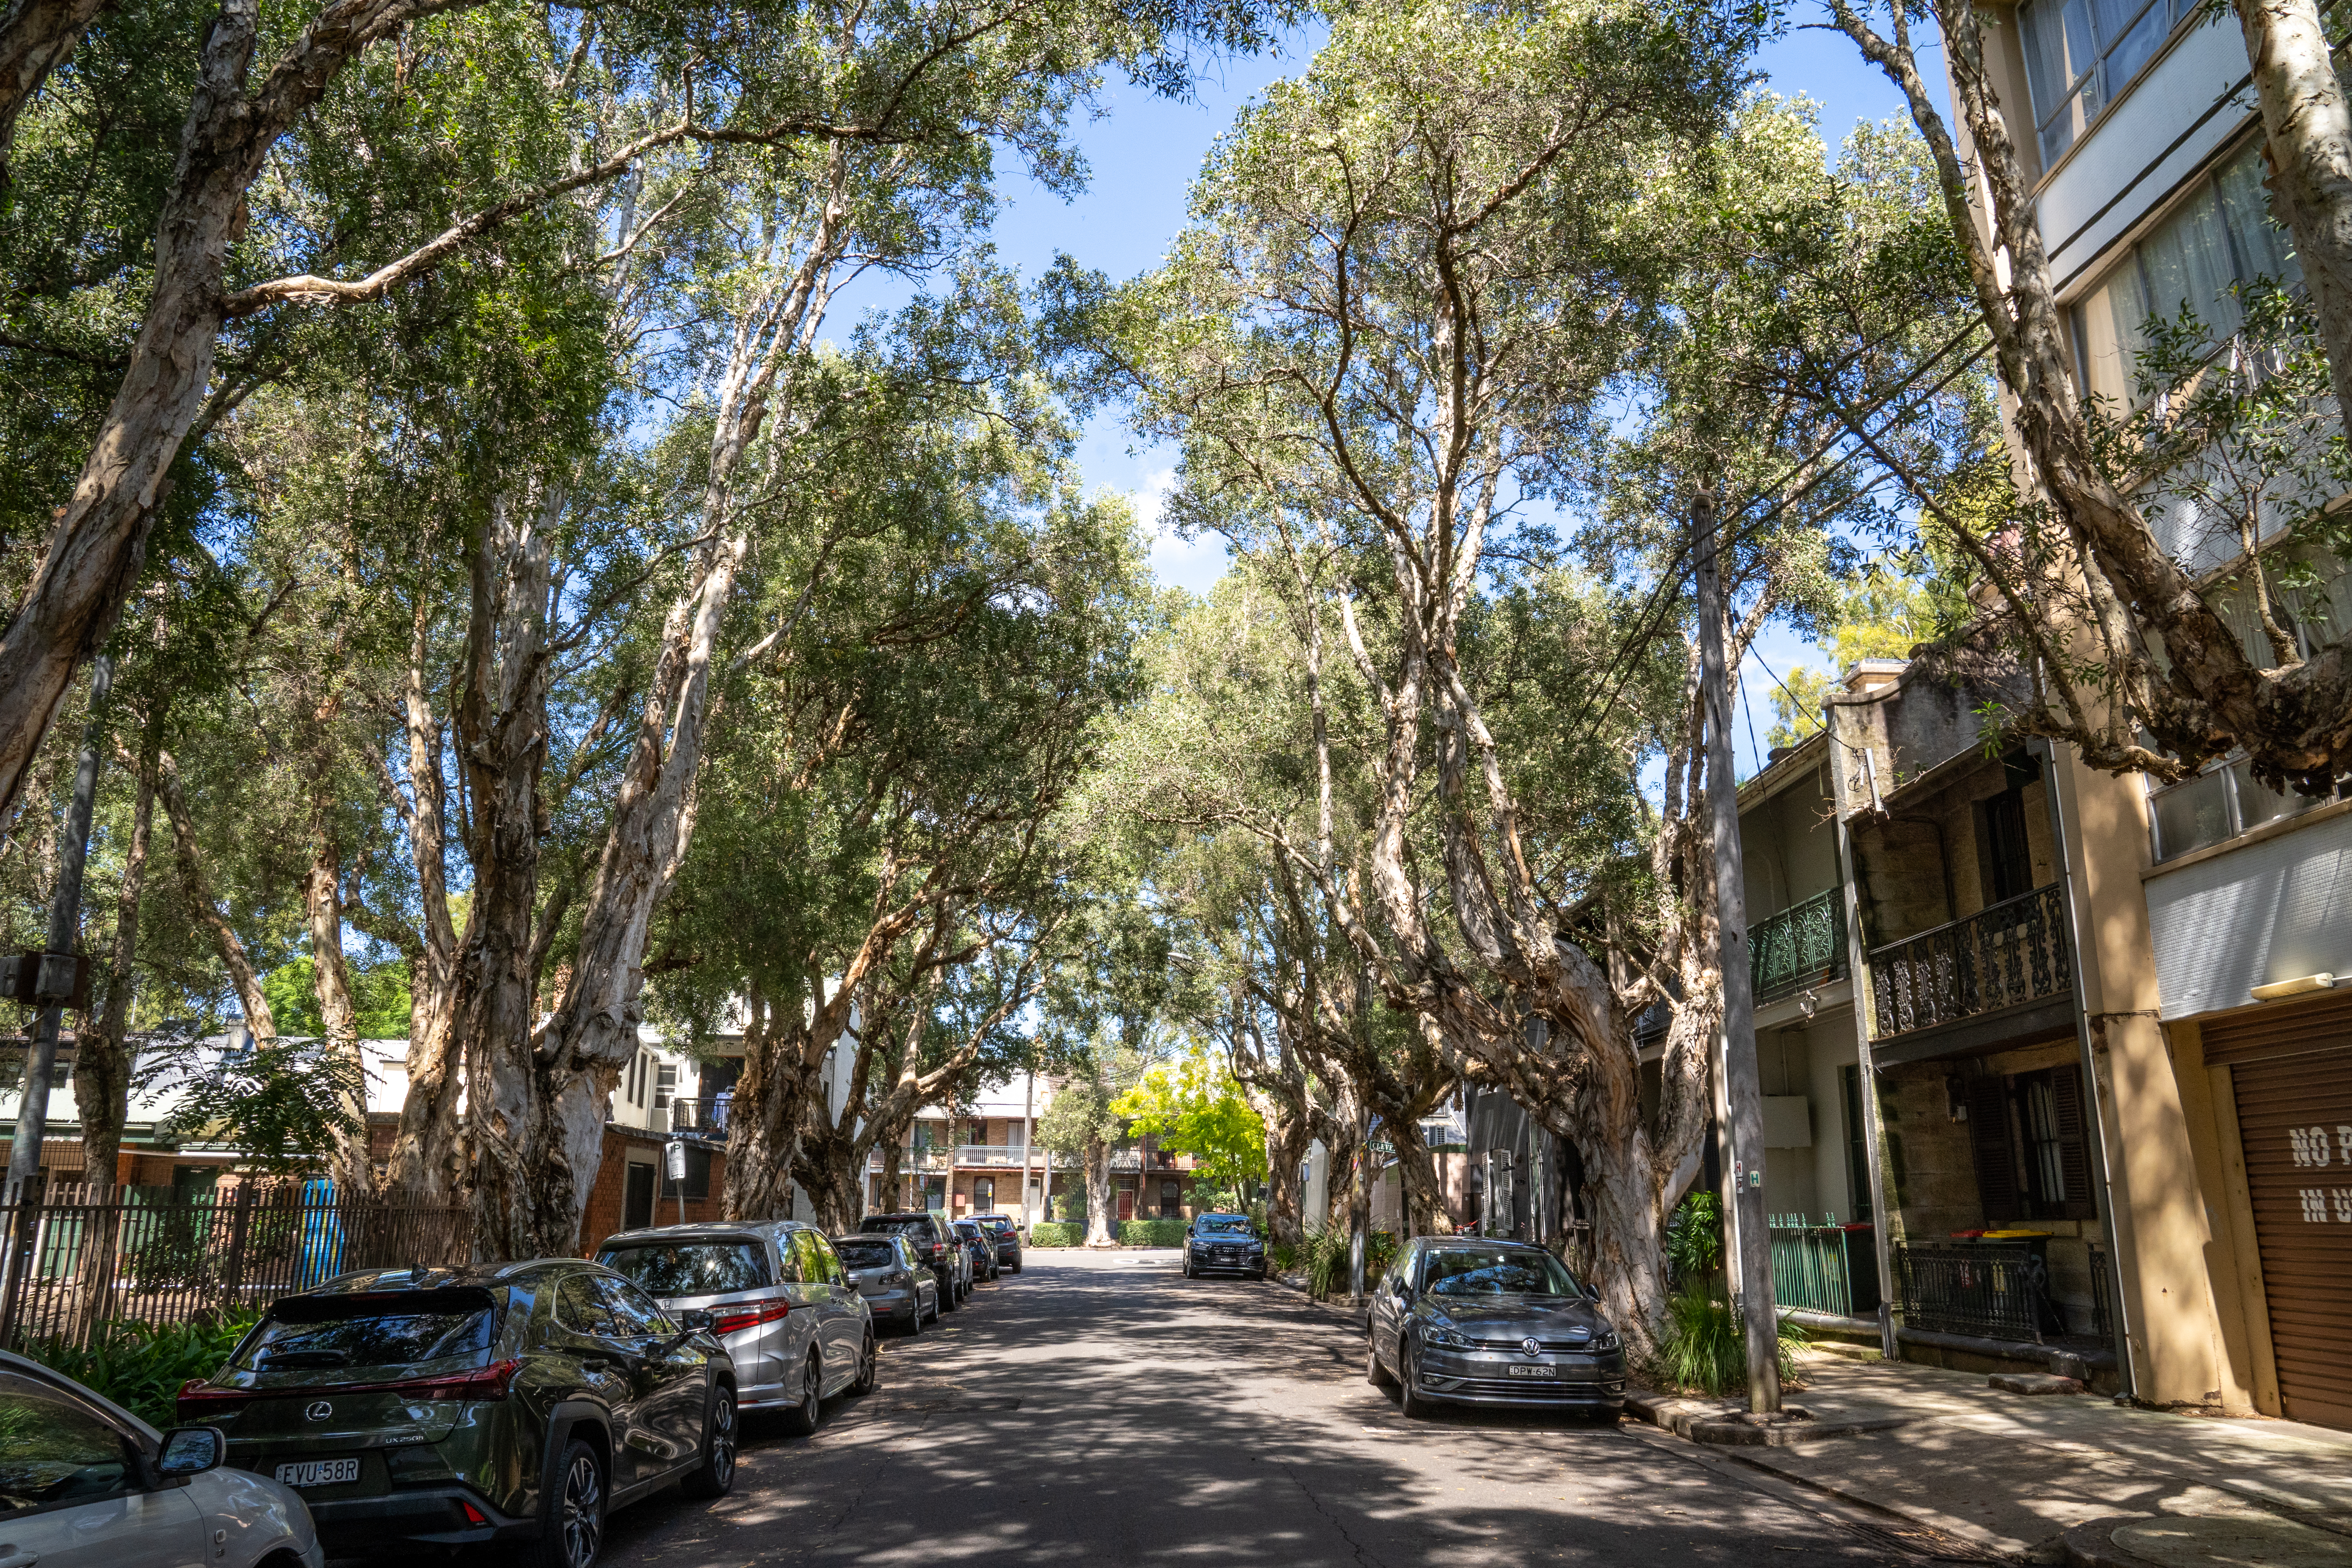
[1113,1051,1268,1207]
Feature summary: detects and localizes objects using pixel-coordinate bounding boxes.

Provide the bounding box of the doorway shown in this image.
[624,1161,656,1231]
[1117,1181,1135,1222]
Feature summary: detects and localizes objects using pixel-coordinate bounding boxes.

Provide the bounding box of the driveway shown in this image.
[594,1248,1945,1566]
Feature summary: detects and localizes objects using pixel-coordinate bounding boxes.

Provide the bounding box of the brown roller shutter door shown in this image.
[2215,1001,2352,1432]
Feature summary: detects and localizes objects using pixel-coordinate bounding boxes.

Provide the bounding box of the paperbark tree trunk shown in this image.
[0,0,108,179]
[72,705,161,1187]
[384,592,464,1198]
[2235,0,2352,445]
[303,817,372,1193]
[1082,1139,1114,1246]
[155,750,274,1038]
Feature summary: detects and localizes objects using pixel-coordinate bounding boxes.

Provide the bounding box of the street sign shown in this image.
[664,1140,686,1181]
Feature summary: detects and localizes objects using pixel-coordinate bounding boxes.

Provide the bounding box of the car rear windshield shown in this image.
[237,1291,500,1372]
[1196,1215,1252,1234]
[596,1241,771,1296]
[862,1218,933,1240]
[834,1240,898,1269]
[1423,1248,1583,1299]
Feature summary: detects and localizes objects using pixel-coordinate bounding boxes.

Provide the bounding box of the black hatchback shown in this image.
[180,1262,736,1568]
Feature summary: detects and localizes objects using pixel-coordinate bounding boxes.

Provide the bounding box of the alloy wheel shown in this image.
[707,1391,737,1488]
[561,1450,603,1568]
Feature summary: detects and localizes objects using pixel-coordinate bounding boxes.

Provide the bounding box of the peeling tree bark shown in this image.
[382,590,463,1198]
[0,0,109,181]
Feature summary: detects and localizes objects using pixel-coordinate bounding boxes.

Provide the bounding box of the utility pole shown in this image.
[1691,492,1780,1415]
[0,653,114,1345]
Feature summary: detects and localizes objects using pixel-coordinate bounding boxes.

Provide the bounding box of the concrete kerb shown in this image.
[1624,1389,1914,1448]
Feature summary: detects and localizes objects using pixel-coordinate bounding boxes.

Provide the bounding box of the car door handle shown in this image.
[0,1549,39,1568]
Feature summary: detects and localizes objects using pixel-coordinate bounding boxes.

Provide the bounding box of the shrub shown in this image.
[1029,1222,1082,1248]
[1302,1225,1396,1299]
[1651,1286,1807,1396]
[1267,1240,1299,1272]
[27,1315,260,1428]
[1665,1191,1723,1290]
[1117,1218,1185,1247]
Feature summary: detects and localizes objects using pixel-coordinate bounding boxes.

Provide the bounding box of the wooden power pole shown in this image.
[1691,492,1781,1415]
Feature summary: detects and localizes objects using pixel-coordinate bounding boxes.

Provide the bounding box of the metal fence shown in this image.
[1867,884,2072,1040]
[1892,1240,2049,1341]
[0,1181,470,1352]
[1767,1216,1879,1317]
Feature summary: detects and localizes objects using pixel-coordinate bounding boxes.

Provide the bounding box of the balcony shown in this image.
[658,1097,725,1136]
[953,1145,1035,1169]
[867,1149,949,1172]
[1750,889,1846,1004]
[1866,885,2073,1053]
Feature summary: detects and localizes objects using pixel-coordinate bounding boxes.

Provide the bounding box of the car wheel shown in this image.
[904,1298,925,1336]
[530,1439,605,1568]
[1011,1258,1022,1274]
[679,1385,737,1499]
[779,1352,824,1437]
[1366,1338,1393,1388]
[940,1274,959,1312]
[852,1334,878,1395]
[1398,1342,1431,1420]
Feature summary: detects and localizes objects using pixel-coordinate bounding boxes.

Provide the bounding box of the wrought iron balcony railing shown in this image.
[1866,884,2071,1040]
[1750,889,1846,1004]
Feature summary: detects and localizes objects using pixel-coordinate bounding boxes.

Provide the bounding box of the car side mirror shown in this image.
[157,1426,224,1479]
[677,1308,715,1331]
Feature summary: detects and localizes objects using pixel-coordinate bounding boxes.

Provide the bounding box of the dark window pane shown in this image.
[1422,1249,1582,1298]
[557,1274,618,1337]
[0,1371,134,1515]
[238,1302,496,1372]
[597,1241,770,1296]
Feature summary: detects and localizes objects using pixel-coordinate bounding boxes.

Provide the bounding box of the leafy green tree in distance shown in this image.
[1112,1050,1267,1207]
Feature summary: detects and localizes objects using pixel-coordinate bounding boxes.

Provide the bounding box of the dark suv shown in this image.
[857,1211,969,1308]
[180,1263,735,1568]
[1182,1213,1267,1279]
[972,1212,1023,1274]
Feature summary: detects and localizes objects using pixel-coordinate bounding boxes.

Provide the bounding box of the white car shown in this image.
[0,1347,324,1568]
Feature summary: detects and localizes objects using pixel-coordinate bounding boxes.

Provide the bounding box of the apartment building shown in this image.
[1929,0,2352,1427]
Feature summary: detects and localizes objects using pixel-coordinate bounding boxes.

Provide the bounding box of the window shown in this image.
[2020,0,2196,165]
[557,1274,619,1336]
[2149,755,2338,860]
[659,1144,710,1200]
[1980,787,2035,905]
[973,1178,994,1211]
[238,1293,498,1371]
[2074,142,2301,410]
[653,1063,677,1110]
[0,1370,137,1517]
[597,1241,770,1296]
[593,1276,673,1337]
[1160,1180,1180,1214]
[1965,1066,2097,1222]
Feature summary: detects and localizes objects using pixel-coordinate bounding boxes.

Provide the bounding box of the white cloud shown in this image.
[1126,468,1232,596]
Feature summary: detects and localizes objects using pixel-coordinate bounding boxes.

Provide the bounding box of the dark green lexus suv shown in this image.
[179,1261,736,1568]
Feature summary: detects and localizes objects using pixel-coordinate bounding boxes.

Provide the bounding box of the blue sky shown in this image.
[858,11,1941,775]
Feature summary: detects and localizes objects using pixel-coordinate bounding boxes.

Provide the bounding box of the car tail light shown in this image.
[178,1379,254,1417]
[176,1358,523,1417]
[707,1301,794,1336]
[461,1501,488,1526]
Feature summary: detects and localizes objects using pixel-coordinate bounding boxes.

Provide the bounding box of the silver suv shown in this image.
[857,1210,971,1308]
[596,1221,875,1434]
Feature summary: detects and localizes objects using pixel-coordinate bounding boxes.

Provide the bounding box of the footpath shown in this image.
[1629,1349,2352,1567]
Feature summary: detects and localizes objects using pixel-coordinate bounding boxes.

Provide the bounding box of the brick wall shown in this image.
[576,1126,730,1254]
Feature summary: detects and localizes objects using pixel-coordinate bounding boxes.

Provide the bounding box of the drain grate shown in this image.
[1836,1521,2009,1563]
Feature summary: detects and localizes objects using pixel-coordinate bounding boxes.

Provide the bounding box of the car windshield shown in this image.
[237,1294,499,1372]
[1196,1215,1252,1235]
[835,1240,898,1269]
[596,1241,771,1297]
[861,1218,926,1235]
[1422,1248,1583,1299]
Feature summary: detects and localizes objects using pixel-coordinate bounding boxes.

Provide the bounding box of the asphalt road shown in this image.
[592,1249,1956,1568]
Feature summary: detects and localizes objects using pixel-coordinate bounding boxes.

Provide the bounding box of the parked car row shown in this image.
[0,1211,1034,1568]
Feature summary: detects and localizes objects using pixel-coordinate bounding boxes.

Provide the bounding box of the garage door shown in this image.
[2207,994,2352,1432]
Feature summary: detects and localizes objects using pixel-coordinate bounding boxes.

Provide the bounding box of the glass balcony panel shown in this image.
[2151,767,2232,860]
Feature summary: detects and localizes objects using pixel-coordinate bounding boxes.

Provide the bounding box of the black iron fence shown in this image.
[1867,884,2072,1040]
[0,1181,470,1352]
[1892,1240,2051,1341]
[1752,891,1847,1004]
[2088,1244,2114,1341]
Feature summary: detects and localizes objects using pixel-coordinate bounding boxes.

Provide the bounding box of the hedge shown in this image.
[1028,1222,1083,1248]
[1117,1218,1185,1248]
[27,1316,259,1429]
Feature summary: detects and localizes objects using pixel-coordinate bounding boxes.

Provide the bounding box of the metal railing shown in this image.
[953,1145,1034,1168]
[664,1097,724,1134]
[1751,890,1847,1004]
[1867,884,2072,1040]
[868,1149,949,1172]
[0,1181,470,1352]
[1767,1216,1878,1317]
[1892,1240,2049,1342]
